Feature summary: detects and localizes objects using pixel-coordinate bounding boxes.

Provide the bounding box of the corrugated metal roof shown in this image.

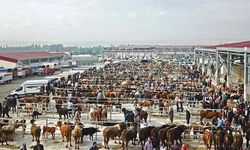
[0,51,67,63]
[205,41,250,49]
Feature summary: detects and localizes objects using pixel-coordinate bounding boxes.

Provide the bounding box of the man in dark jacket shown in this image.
[169,108,174,124]
[33,140,44,150]
[89,142,98,150]
[186,109,191,125]
[0,103,2,117]
[3,104,11,118]
[244,105,250,123]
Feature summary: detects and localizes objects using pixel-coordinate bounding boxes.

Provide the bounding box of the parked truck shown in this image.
[11,78,57,96]
[0,73,13,84]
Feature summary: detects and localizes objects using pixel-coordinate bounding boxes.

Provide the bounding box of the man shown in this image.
[176,100,180,112]
[244,104,250,123]
[144,137,153,150]
[217,117,225,128]
[10,96,17,113]
[33,140,44,150]
[3,104,11,118]
[20,143,27,150]
[89,142,98,150]
[0,103,2,117]
[186,109,191,125]
[67,100,73,118]
[169,108,174,124]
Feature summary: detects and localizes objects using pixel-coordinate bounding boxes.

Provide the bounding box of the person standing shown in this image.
[217,116,225,128]
[67,100,73,118]
[0,103,2,117]
[3,104,11,118]
[20,143,27,150]
[169,108,174,124]
[33,140,44,150]
[176,100,180,112]
[186,109,191,125]
[159,100,164,116]
[89,142,98,150]
[244,104,250,123]
[144,137,153,150]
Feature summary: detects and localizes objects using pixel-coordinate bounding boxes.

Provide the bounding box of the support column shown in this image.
[202,51,205,75]
[196,51,200,65]
[227,51,232,87]
[244,47,248,101]
[215,50,220,85]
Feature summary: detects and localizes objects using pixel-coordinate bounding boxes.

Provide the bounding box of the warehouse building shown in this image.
[71,54,98,66]
[0,51,69,68]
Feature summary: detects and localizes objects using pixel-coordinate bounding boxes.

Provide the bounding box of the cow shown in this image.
[57,121,72,148]
[246,128,250,148]
[30,119,41,142]
[81,127,100,143]
[72,123,81,149]
[42,126,56,140]
[32,111,43,119]
[158,124,176,146]
[224,129,233,150]
[166,125,187,146]
[121,122,138,150]
[232,131,243,150]
[138,126,155,149]
[200,110,222,124]
[203,129,213,150]
[103,122,126,149]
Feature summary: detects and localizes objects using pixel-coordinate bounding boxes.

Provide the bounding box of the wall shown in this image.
[231,64,244,85]
[0,59,17,68]
[71,55,98,66]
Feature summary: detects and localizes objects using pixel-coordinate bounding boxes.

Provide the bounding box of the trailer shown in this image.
[17,68,26,78]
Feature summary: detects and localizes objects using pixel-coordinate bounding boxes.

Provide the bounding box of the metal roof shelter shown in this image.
[104,45,194,60]
[0,51,68,68]
[194,41,250,101]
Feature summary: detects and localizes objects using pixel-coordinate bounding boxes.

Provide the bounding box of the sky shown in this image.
[0,0,250,46]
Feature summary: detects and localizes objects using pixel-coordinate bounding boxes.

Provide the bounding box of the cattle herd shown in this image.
[1,59,250,150]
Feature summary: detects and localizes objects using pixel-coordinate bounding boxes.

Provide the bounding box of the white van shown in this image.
[0,73,13,84]
[11,78,57,96]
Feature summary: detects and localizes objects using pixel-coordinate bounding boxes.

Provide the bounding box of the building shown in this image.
[194,40,250,100]
[104,45,194,59]
[71,54,98,66]
[0,51,69,68]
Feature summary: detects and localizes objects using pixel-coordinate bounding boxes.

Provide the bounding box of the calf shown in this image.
[32,111,43,119]
[81,127,100,143]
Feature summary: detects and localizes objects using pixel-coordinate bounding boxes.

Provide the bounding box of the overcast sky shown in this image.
[0,0,250,46]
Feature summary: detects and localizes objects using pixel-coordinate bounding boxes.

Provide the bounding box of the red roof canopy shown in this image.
[206,41,250,49]
[0,51,67,63]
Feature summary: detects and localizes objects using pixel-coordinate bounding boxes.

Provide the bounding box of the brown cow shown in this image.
[103,122,126,149]
[200,110,221,124]
[42,126,56,140]
[57,121,72,148]
[72,123,81,149]
[139,100,154,109]
[121,122,138,150]
[101,108,108,121]
[30,119,41,142]
[96,107,103,121]
[232,131,243,150]
[203,129,213,150]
